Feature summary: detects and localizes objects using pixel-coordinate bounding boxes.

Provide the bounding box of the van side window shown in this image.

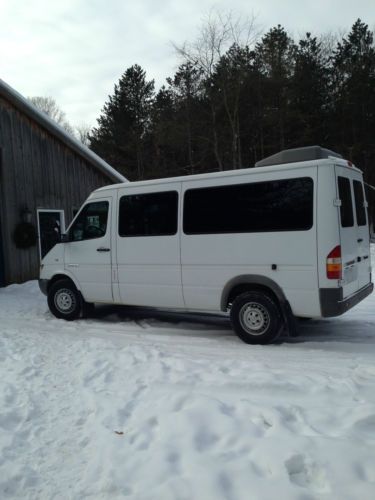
[70,201,109,241]
[183,177,313,234]
[119,191,178,237]
[353,180,367,226]
[337,177,354,227]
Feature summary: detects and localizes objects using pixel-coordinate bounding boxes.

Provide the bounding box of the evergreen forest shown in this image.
[89,18,375,217]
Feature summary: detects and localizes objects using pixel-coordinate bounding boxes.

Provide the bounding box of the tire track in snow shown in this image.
[1,273,375,499]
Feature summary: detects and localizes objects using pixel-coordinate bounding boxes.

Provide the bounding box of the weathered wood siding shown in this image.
[0,97,113,285]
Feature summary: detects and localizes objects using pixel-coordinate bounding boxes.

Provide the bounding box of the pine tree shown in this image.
[255,26,297,154]
[332,19,375,224]
[149,86,178,177]
[332,19,375,154]
[290,33,329,146]
[166,62,204,174]
[90,64,155,180]
[211,44,255,168]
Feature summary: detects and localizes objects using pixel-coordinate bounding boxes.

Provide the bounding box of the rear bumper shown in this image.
[320,282,374,317]
[38,279,49,296]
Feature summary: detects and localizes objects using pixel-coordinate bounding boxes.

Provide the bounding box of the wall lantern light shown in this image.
[20,206,32,223]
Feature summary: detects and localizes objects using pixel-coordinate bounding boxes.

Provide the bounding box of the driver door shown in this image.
[64,198,113,303]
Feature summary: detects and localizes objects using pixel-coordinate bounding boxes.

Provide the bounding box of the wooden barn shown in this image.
[0,79,126,287]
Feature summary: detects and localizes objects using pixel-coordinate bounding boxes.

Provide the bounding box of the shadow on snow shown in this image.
[84,304,375,346]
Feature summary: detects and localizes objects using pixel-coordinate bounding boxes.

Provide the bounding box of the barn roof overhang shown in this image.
[0,79,127,183]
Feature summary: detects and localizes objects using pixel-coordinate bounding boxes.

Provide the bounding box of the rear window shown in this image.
[353,180,367,226]
[338,177,354,227]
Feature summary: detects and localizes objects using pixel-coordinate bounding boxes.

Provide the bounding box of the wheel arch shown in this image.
[47,272,81,294]
[220,275,287,312]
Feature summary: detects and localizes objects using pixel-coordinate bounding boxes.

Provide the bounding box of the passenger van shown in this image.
[39,146,373,344]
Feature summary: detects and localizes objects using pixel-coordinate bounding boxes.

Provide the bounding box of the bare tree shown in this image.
[28,96,75,136]
[76,123,92,146]
[174,9,259,75]
[319,31,341,61]
[173,8,260,169]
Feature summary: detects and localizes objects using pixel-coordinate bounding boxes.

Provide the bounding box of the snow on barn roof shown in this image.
[0,79,127,183]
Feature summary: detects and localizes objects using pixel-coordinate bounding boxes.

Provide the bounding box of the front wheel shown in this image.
[48,279,82,320]
[230,292,282,344]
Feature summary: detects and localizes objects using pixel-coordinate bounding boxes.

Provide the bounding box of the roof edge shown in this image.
[0,78,127,183]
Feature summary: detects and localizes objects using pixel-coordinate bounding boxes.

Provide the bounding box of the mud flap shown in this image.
[282,300,299,337]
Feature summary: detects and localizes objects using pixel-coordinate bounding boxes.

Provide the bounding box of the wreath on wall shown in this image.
[13,222,37,249]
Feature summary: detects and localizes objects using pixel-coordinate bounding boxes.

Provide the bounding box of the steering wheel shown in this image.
[85,225,105,237]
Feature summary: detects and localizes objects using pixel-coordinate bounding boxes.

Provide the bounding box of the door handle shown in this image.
[97,247,110,252]
[357,238,363,243]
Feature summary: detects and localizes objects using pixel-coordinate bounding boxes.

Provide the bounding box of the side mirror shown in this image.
[60,233,70,243]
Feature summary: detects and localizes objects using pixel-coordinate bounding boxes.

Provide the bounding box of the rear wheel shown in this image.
[48,279,82,320]
[230,291,282,344]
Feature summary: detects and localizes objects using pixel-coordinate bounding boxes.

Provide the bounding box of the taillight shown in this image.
[327,245,342,279]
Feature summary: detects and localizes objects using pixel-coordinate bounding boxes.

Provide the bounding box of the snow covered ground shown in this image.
[1,248,375,500]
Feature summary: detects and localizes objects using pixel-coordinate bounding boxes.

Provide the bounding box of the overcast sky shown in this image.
[0,0,374,130]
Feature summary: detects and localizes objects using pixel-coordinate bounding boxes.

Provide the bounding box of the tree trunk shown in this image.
[210,102,223,170]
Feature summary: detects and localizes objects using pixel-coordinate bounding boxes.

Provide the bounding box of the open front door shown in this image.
[37,209,65,260]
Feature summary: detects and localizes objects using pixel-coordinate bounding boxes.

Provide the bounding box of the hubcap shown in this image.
[239,302,270,336]
[54,288,76,314]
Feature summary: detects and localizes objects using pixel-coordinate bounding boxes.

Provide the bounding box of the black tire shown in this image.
[47,279,82,321]
[230,291,282,345]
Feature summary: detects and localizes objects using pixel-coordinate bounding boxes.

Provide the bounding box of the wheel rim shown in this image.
[239,302,270,336]
[54,288,76,314]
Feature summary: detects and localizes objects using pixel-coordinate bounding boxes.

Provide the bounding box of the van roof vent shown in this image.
[255,145,343,167]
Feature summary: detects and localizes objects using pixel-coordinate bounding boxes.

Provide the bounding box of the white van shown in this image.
[39,146,373,344]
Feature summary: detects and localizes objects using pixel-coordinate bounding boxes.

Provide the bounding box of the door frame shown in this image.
[36,209,66,261]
